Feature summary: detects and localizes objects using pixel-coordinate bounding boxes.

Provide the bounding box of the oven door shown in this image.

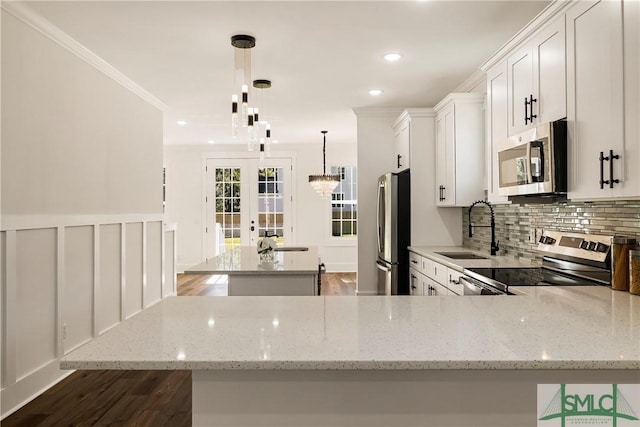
[459,276,508,296]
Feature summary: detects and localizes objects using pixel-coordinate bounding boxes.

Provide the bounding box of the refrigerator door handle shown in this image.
[376,181,383,254]
[376,260,391,272]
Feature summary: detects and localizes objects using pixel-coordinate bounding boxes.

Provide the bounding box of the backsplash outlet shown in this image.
[463,200,640,262]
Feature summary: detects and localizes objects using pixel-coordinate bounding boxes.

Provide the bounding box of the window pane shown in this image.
[330,166,357,237]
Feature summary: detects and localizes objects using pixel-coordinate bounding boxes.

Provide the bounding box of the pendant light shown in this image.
[230,34,255,137]
[309,131,340,198]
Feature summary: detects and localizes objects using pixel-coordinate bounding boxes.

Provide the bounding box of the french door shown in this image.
[205,157,292,257]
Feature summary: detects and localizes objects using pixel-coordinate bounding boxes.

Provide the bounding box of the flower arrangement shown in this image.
[257,232,277,262]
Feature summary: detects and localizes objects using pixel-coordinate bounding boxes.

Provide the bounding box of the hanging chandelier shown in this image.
[230,34,273,153]
[309,131,340,198]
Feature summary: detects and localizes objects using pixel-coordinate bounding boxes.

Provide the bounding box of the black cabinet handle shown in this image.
[529,94,537,122]
[524,94,538,125]
[397,154,402,169]
[599,151,606,189]
[608,149,620,188]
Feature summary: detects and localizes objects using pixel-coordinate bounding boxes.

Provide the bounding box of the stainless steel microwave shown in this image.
[497,120,567,197]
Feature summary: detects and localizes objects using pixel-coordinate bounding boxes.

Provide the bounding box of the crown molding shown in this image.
[480,0,573,72]
[453,69,486,94]
[352,106,405,118]
[2,1,168,112]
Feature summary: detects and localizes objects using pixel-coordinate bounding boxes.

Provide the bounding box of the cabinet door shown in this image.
[409,269,423,296]
[532,15,566,124]
[393,119,410,172]
[435,104,455,206]
[486,62,510,204]
[567,0,625,200]
[446,269,465,296]
[507,45,534,136]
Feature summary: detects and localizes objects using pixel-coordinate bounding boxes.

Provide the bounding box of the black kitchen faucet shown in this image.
[468,200,500,256]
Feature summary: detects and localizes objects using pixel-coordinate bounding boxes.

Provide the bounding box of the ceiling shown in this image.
[23,1,550,147]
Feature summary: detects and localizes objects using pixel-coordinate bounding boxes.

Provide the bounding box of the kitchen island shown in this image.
[61,287,640,426]
[184,246,319,296]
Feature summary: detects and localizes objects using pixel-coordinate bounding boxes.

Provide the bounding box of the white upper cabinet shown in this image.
[566,0,638,200]
[507,15,566,136]
[485,61,510,205]
[392,116,410,172]
[434,93,485,207]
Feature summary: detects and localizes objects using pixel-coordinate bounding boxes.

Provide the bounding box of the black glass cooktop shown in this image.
[466,267,611,287]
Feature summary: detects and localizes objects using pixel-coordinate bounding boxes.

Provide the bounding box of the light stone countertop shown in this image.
[408,245,540,272]
[184,246,319,275]
[61,287,640,371]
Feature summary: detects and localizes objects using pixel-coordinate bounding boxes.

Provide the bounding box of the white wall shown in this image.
[164,142,357,273]
[0,9,170,418]
[353,108,403,295]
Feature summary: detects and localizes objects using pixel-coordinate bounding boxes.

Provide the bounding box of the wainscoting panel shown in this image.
[146,221,162,307]
[164,227,176,297]
[125,223,143,319]
[1,217,174,419]
[98,224,122,334]
[63,226,94,353]
[15,228,57,381]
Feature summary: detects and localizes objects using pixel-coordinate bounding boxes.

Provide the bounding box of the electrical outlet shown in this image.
[528,229,536,243]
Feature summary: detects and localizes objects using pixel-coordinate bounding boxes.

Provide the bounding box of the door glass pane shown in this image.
[257,167,285,245]
[214,167,241,251]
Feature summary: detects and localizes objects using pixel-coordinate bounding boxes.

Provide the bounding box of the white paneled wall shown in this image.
[0,219,177,418]
[125,223,144,319]
[64,226,95,353]
[98,224,122,334]
[15,229,57,381]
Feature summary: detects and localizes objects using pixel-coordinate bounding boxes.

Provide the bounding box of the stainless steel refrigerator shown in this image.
[376,170,411,295]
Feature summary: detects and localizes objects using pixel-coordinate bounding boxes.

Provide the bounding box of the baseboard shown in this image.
[323,262,356,273]
[1,361,75,419]
[355,290,379,296]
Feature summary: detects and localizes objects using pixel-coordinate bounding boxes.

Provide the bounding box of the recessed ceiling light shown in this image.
[383,53,402,62]
[207,140,215,144]
[176,120,187,126]
[369,89,383,96]
[272,139,279,144]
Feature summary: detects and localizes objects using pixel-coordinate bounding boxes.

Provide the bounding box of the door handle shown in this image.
[524,96,529,124]
[397,154,402,169]
[250,226,255,231]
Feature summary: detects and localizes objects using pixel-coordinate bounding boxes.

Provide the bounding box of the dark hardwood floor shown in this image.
[2,272,356,426]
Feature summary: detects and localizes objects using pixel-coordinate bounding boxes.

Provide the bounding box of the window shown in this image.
[330,166,357,237]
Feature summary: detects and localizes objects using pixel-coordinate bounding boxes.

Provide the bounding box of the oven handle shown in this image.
[459,275,508,296]
[526,141,533,185]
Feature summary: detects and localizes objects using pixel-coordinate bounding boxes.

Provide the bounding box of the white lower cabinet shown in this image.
[409,251,464,296]
[446,269,465,296]
[424,276,449,296]
[409,268,424,296]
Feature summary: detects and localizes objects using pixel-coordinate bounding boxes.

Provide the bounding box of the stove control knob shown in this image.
[580,240,590,250]
[596,242,609,253]
[538,235,546,244]
[588,241,597,251]
[546,237,556,244]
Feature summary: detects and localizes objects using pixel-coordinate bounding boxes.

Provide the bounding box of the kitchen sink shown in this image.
[273,246,309,252]
[434,251,488,260]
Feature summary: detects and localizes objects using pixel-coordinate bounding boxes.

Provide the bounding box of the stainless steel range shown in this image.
[464,231,613,294]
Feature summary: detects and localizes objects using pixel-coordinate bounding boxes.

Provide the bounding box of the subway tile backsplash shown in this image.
[462,200,640,262]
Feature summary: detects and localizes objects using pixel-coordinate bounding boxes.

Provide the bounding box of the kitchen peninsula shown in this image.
[184,246,319,296]
[61,287,640,426]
